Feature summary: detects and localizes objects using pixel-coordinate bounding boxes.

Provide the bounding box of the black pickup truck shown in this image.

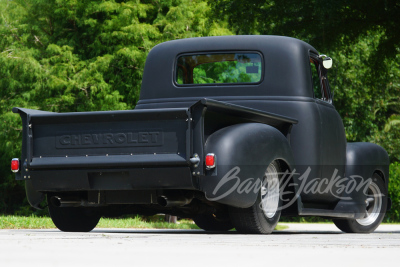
[12,36,390,234]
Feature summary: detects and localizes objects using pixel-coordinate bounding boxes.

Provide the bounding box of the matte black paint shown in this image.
[13,36,390,218]
[345,142,390,199]
[140,36,315,100]
[202,123,294,208]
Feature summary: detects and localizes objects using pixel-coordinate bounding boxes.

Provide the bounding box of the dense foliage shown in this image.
[386,162,400,222]
[212,0,400,160]
[211,0,400,57]
[0,0,232,213]
[0,0,399,221]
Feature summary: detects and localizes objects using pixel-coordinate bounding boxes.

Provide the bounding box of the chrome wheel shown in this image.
[229,160,282,234]
[260,163,280,219]
[333,174,387,234]
[356,181,383,226]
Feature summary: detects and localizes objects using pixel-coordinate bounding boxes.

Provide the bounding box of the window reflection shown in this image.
[176,53,262,85]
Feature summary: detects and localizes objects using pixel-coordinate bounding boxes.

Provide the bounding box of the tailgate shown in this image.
[13,107,190,169]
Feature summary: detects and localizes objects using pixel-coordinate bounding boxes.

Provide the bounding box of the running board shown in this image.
[299,208,356,219]
[298,199,367,219]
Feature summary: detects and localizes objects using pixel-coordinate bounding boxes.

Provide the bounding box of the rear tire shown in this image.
[333,173,387,233]
[229,161,282,234]
[47,195,101,232]
[193,213,233,231]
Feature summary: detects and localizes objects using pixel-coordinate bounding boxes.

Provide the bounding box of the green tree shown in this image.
[211,0,400,58]
[211,0,400,161]
[327,33,400,161]
[0,0,232,214]
[211,0,400,222]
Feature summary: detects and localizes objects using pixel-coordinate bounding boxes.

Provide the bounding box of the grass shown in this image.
[274,224,287,230]
[0,215,55,229]
[0,215,288,231]
[98,217,200,230]
[0,215,200,230]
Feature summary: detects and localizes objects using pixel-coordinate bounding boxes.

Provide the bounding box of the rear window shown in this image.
[176,52,263,85]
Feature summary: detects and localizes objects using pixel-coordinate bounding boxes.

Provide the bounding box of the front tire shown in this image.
[229,161,282,234]
[333,174,387,233]
[47,195,101,232]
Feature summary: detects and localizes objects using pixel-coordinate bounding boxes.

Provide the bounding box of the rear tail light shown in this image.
[205,153,216,169]
[11,158,20,173]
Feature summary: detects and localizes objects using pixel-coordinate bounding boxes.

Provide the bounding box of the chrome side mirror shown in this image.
[319,54,333,69]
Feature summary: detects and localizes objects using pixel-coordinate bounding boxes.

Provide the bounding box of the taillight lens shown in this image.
[205,153,216,169]
[11,158,20,173]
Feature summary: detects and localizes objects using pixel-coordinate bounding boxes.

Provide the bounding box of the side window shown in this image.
[310,59,322,99]
[310,57,331,102]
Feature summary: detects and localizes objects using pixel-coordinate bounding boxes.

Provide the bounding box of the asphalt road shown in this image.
[1,223,399,267]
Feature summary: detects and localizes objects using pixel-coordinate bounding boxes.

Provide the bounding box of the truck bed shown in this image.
[13,99,297,192]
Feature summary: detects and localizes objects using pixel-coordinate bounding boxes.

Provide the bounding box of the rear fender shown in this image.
[200,123,295,208]
[25,180,45,210]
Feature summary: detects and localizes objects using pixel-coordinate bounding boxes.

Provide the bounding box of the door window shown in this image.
[310,57,331,102]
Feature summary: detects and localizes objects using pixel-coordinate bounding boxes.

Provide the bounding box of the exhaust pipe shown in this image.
[157,195,192,207]
[50,196,86,208]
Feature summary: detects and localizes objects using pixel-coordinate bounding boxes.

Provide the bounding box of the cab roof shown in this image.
[139,35,319,101]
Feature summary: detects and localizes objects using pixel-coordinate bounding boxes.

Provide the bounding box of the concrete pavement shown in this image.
[1,223,399,267]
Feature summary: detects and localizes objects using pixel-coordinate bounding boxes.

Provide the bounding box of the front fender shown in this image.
[200,123,294,208]
[337,142,390,217]
[346,142,389,187]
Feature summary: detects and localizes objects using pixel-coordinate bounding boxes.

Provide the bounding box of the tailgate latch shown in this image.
[189,153,200,168]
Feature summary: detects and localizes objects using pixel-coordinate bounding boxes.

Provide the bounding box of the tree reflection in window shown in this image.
[176,53,262,85]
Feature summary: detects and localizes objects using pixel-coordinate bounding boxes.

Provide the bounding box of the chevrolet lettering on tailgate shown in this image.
[56,131,163,148]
